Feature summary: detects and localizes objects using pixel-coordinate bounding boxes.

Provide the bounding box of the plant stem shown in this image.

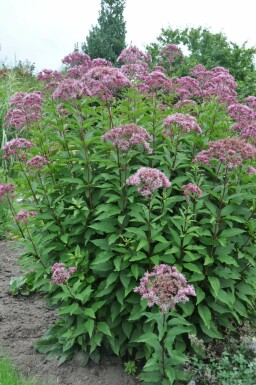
[161,314,166,377]
[24,223,46,268]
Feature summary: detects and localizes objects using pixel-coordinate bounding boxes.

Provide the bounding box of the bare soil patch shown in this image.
[0,240,138,385]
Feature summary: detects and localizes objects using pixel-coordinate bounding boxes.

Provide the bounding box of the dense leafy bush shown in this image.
[1,46,256,384]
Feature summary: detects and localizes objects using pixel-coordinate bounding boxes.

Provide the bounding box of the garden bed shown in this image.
[0,240,138,385]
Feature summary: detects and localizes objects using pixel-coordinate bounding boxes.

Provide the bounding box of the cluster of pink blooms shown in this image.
[0,184,15,201]
[51,263,77,284]
[4,92,44,130]
[134,264,196,314]
[101,124,152,153]
[137,71,172,94]
[182,183,202,198]
[118,46,152,83]
[117,46,152,65]
[174,65,238,106]
[228,103,256,139]
[26,155,50,169]
[159,44,183,65]
[126,167,171,196]
[193,138,256,168]
[37,69,62,83]
[3,138,34,160]
[52,78,91,100]
[163,113,202,135]
[247,165,256,175]
[62,52,91,66]
[15,210,37,224]
[82,66,131,100]
[245,96,256,111]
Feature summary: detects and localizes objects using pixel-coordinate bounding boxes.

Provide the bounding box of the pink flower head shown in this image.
[4,92,44,130]
[51,263,76,284]
[37,69,62,83]
[163,113,202,135]
[245,96,256,111]
[160,44,183,65]
[247,165,256,175]
[228,103,256,139]
[52,78,91,100]
[0,184,15,201]
[120,62,149,81]
[137,71,172,94]
[3,138,34,160]
[62,52,91,66]
[134,264,196,314]
[101,124,152,153]
[117,46,151,64]
[126,167,171,197]
[26,155,50,169]
[82,66,131,100]
[193,138,256,168]
[182,183,202,198]
[15,210,37,224]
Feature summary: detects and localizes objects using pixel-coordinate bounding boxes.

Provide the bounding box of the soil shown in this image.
[0,240,138,385]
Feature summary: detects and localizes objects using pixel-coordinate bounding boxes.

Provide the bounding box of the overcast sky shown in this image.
[0,0,255,72]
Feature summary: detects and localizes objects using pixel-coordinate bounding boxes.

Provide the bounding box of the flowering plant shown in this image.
[2,45,256,383]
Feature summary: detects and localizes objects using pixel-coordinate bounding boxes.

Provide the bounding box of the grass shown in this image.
[0,355,47,385]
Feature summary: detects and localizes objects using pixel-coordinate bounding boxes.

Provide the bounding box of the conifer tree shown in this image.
[82,0,126,64]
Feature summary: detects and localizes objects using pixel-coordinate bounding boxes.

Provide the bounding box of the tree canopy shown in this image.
[147,27,256,96]
[82,0,126,64]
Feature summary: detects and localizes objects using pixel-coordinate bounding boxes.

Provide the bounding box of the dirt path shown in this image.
[0,240,138,385]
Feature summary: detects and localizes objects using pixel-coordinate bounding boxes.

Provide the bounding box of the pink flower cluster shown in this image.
[228,103,256,139]
[15,210,37,224]
[117,46,152,65]
[193,138,256,168]
[62,52,91,66]
[182,183,202,198]
[137,71,172,94]
[82,66,131,100]
[101,124,152,153]
[0,184,15,201]
[247,165,256,175]
[163,113,202,135]
[51,263,77,284]
[3,138,34,160]
[26,155,50,169]
[174,65,238,105]
[159,44,183,65]
[134,264,196,314]
[245,96,256,111]
[52,78,91,100]
[126,167,171,196]
[4,92,44,130]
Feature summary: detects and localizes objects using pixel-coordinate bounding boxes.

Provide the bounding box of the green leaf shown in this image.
[217,255,239,266]
[84,319,94,338]
[165,367,175,384]
[59,303,79,316]
[83,308,95,318]
[135,333,161,351]
[198,304,212,329]
[196,286,205,305]
[219,228,245,238]
[131,264,139,279]
[97,322,112,336]
[183,263,202,274]
[208,276,220,297]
